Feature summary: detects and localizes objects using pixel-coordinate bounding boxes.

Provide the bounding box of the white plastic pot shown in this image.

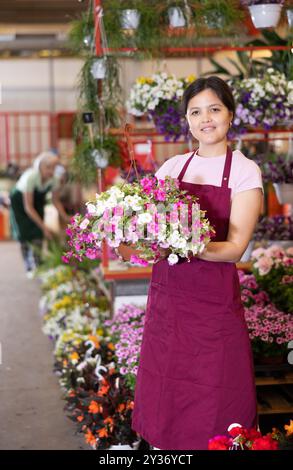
[168,7,186,28]
[273,183,293,205]
[287,9,293,27]
[91,58,106,79]
[120,9,140,30]
[248,4,282,29]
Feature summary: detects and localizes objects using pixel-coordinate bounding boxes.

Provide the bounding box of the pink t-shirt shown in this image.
[155,149,263,199]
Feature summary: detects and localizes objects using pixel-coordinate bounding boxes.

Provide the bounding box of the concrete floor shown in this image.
[0,241,87,450]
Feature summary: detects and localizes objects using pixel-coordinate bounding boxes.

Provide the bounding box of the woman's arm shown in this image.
[52,190,70,223]
[198,188,263,263]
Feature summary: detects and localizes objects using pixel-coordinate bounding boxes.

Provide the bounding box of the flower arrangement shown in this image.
[63,176,215,267]
[244,303,293,359]
[105,304,145,391]
[253,215,293,241]
[229,69,293,135]
[127,72,196,141]
[252,245,293,313]
[208,420,293,451]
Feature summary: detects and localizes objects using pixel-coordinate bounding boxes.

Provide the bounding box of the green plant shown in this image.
[197,0,242,33]
[70,134,121,186]
[204,31,292,80]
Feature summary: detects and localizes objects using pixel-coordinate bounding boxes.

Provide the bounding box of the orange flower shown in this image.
[68,390,75,397]
[97,382,110,396]
[117,403,126,412]
[284,420,293,436]
[126,401,134,410]
[104,416,114,426]
[108,342,115,351]
[98,427,109,438]
[88,400,102,414]
[63,359,68,367]
[88,335,100,349]
[77,415,84,422]
[69,351,79,362]
[109,367,116,375]
[85,429,97,447]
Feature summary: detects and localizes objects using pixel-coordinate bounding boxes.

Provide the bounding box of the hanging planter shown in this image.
[273,183,293,205]
[287,8,293,27]
[241,1,284,29]
[92,148,110,169]
[120,9,141,30]
[90,58,107,79]
[167,6,186,28]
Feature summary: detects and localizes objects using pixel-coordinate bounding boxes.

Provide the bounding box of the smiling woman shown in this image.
[131,76,264,450]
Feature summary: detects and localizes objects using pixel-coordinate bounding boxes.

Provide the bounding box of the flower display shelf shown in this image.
[255,364,293,416]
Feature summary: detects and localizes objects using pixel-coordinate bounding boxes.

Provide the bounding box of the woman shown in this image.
[128,77,263,450]
[10,151,69,275]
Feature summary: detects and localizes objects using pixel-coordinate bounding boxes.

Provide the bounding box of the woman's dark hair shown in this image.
[182,76,235,117]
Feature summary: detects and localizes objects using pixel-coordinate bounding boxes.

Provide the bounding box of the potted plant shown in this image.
[127,72,196,141]
[253,215,293,247]
[198,0,241,32]
[251,244,293,313]
[287,7,293,27]
[260,153,293,205]
[240,1,285,29]
[229,70,293,136]
[244,302,292,364]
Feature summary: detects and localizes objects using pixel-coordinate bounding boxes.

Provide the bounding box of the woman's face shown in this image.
[186,88,232,146]
[40,156,58,181]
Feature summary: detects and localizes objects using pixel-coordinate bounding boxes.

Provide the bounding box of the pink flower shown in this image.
[130,255,149,267]
[255,256,273,276]
[266,245,285,259]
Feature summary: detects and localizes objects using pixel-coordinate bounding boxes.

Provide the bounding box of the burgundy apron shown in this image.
[131,147,257,450]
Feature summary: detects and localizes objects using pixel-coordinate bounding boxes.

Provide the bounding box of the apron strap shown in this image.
[221,146,233,188]
[177,150,197,182]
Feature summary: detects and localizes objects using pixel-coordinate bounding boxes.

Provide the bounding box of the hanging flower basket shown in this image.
[248,4,283,29]
[273,183,293,205]
[287,8,293,27]
[90,58,107,79]
[167,7,186,28]
[120,9,141,30]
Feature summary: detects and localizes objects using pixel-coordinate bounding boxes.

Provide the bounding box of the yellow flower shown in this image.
[97,328,104,337]
[186,74,196,83]
[284,420,293,436]
[137,76,154,85]
[69,352,79,363]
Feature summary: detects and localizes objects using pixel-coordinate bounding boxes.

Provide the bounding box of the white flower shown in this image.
[137,212,152,224]
[167,253,179,265]
[80,218,90,230]
[87,203,97,214]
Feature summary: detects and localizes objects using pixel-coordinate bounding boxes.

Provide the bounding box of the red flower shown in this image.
[251,435,279,450]
[228,426,244,438]
[208,435,232,450]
